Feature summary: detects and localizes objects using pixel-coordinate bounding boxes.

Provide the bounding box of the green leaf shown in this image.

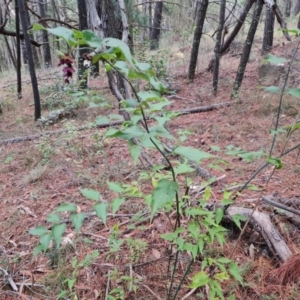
[51,223,66,247]
[103,38,133,65]
[231,214,247,229]
[94,202,108,225]
[138,90,162,102]
[33,244,44,257]
[32,23,46,30]
[40,233,52,252]
[71,212,85,233]
[173,146,212,162]
[111,198,126,214]
[82,30,102,48]
[263,86,280,93]
[109,114,123,121]
[183,243,198,259]
[267,157,283,169]
[288,88,300,98]
[55,203,78,212]
[174,162,195,175]
[105,126,145,140]
[47,213,62,223]
[263,54,287,64]
[229,262,243,284]
[95,116,110,125]
[29,226,48,236]
[151,179,178,219]
[190,271,210,288]
[130,144,142,164]
[107,181,124,193]
[47,26,76,45]
[210,145,221,152]
[80,189,101,201]
[135,62,151,71]
[218,257,232,264]
[215,207,224,224]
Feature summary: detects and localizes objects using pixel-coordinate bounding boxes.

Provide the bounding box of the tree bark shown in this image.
[15,0,22,99]
[294,0,300,16]
[150,1,163,50]
[262,8,275,53]
[213,0,226,94]
[231,0,263,98]
[188,0,209,81]
[18,0,41,120]
[77,0,88,89]
[39,0,52,68]
[285,0,291,17]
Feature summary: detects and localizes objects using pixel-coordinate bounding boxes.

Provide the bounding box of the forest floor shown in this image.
[1,31,300,300]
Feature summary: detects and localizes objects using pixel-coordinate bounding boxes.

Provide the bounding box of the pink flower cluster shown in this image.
[58,54,75,84]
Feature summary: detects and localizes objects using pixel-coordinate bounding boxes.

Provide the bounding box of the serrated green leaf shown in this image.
[80,189,100,201]
[138,90,161,102]
[55,203,78,212]
[111,198,126,214]
[52,223,66,247]
[32,23,46,30]
[173,146,212,162]
[40,233,52,252]
[267,157,283,169]
[130,144,142,164]
[229,262,243,284]
[107,181,124,193]
[231,214,247,229]
[218,257,232,264]
[105,126,145,140]
[151,179,178,220]
[190,271,210,288]
[47,213,62,223]
[210,145,221,152]
[82,30,102,48]
[71,212,85,233]
[215,207,224,224]
[174,163,195,175]
[29,226,48,236]
[94,202,108,225]
[103,38,133,65]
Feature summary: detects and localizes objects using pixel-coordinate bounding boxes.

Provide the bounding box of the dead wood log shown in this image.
[226,206,292,262]
[0,102,232,145]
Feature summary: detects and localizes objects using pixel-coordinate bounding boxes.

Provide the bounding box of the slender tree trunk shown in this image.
[148,2,152,40]
[15,0,22,99]
[188,0,209,81]
[221,0,255,54]
[39,0,52,68]
[285,0,291,17]
[4,36,16,70]
[18,0,41,120]
[77,0,88,89]
[25,7,40,68]
[213,0,226,94]
[150,1,163,50]
[231,0,263,98]
[294,0,300,16]
[262,8,275,53]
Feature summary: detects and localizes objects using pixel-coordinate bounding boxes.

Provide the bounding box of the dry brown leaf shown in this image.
[152,248,161,259]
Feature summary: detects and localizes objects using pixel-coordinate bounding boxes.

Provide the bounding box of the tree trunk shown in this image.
[77,0,88,89]
[15,0,22,99]
[294,0,300,16]
[150,1,163,50]
[231,0,263,98]
[39,0,52,68]
[25,7,40,68]
[18,0,41,120]
[221,0,255,55]
[148,2,152,40]
[213,0,226,94]
[262,8,275,53]
[285,0,291,17]
[187,0,209,81]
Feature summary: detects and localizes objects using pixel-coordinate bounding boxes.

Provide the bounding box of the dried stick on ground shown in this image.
[226,206,292,262]
[0,102,233,145]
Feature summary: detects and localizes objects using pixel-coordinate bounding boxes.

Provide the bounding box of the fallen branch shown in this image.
[226,206,292,261]
[0,102,232,145]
